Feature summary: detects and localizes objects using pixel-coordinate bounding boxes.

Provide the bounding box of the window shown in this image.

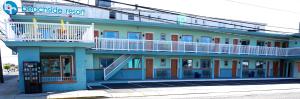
[225,38,229,44]
[160,58,166,66]
[100,58,114,68]
[199,36,211,43]
[109,11,116,19]
[41,55,74,77]
[200,59,210,69]
[257,41,265,46]
[103,31,118,38]
[181,35,193,42]
[256,61,264,69]
[195,20,197,23]
[241,40,250,45]
[128,14,134,20]
[128,32,141,39]
[224,60,228,66]
[160,33,166,40]
[128,58,141,68]
[183,59,193,68]
[242,60,249,69]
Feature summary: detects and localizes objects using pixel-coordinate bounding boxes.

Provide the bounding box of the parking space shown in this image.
[89,79,300,90]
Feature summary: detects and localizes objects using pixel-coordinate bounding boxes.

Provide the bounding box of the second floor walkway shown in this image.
[2,21,300,57]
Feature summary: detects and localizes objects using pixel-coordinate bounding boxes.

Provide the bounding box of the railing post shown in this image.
[183,42,186,53]
[238,45,241,55]
[143,40,145,51]
[113,39,115,51]
[228,44,231,54]
[275,47,278,56]
[66,22,69,42]
[248,46,251,55]
[156,40,158,51]
[208,43,210,53]
[285,48,288,56]
[256,46,259,55]
[195,42,197,53]
[91,23,94,42]
[171,41,173,52]
[218,44,221,53]
[127,40,129,51]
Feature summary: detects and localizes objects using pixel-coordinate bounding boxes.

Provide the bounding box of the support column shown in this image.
[141,55,146,80]
[211,57,214,79]
[285,61,289,77]
[178,56,183,79]
[264,60,268,78]
[240,59,243,78]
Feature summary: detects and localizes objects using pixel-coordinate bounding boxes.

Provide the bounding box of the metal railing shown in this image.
[103,54,132,80]
[41,76,75,82]
[94,38,290,56]
[3,22,94,42]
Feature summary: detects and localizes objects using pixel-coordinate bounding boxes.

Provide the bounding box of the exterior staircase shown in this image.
[104,54,133,80]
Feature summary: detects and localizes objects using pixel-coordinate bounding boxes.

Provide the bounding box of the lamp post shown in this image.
[0,48,4,83]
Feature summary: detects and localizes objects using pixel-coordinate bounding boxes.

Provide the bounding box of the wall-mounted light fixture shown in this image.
[100,32,103,35]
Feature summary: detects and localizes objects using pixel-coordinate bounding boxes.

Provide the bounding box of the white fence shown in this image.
[94,38,290,56]
[41,76,75,82]
[3,22,94,42]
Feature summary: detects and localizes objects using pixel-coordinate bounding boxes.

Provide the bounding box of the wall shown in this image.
[89,53,283,79]
[95,24,286,47]
[17,47,40,93]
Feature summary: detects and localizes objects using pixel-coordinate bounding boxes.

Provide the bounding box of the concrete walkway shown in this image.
[1,77,300,99]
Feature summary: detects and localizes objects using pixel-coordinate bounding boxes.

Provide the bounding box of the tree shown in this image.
[3,63,11,72]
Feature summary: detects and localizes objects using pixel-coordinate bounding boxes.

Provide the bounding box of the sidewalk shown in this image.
[1,77,300,99]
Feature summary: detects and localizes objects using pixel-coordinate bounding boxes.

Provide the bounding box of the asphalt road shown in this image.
[3,75,18,81]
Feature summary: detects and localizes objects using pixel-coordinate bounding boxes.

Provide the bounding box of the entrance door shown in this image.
[145,33,153,50]
[214,37,220,52]
[60,55,74,79]
[171,35,178,51]
[146,58,153,79]
[280,60,285,77]
[267,42,272,47]
[267,61,270,77]
[232,60,237,78]
[214,60,220,78]
[296,62,300,78]
[171,59,178,79]
[275,42,281,47]
[273,61,279,77]
[233,39,239,53]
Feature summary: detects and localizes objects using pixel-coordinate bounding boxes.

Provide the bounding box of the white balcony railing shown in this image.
[41,76,76,83]
[3,22,94,42]
[94,38,290,56]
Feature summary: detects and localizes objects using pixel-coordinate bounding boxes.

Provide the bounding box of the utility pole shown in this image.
[0,48,4,83]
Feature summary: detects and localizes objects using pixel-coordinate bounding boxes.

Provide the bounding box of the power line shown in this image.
[225,0,300,15]
[62,0,298,34]
[110,0,299,31]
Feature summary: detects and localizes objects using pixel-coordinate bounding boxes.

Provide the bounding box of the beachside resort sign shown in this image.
[3,1,86,16]
[22,4,85,16]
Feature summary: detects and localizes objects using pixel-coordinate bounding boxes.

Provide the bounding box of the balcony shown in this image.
[2,22,94,42]
[94,38,290,56]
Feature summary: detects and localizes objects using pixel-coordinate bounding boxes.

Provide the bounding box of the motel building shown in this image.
[1,0,300,93]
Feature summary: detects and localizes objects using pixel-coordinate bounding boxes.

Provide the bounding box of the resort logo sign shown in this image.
[3,1,18,15]
[22,4,85,16]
